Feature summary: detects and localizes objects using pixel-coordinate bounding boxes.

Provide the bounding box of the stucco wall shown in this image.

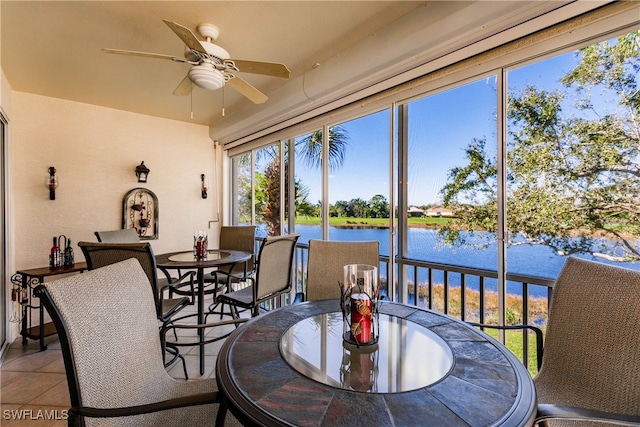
[11,92,221,270]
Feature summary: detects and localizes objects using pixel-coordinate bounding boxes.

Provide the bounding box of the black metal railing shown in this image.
[259,238,554,375]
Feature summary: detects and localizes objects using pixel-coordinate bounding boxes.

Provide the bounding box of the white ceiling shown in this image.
[2,1,423,123]
[2,1,594,143]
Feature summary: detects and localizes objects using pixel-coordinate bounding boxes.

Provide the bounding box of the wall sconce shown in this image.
[201,174,208,199]
[47,166,58,200]
[135,161,150,183]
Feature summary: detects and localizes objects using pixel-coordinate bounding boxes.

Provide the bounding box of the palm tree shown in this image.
[295,127,349,172]
[259,126,350,234]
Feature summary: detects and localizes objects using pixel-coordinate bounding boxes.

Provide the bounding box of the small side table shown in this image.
[11,263,87,351]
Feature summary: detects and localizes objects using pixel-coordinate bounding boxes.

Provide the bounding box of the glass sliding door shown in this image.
[505,30,640,321]
[292,129,324,244]
[405,76,498,318]
[326,111,391,293]
[231,153,252,226]
[254,143,283,237]
[327,111,391,244]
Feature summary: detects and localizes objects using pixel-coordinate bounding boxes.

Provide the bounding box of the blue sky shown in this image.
[293,79,496,206]
[291,43,609,207]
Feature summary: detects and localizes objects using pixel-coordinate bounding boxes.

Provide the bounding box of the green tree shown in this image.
[369,194,390,218]
[295,180,316,218]
[235,153,253,224]
[331,200,350,217]
[440,31,640,261]
[295,127,350,171]
[256,127,349,234]
[258,161,281,236]
[347,198,370,218]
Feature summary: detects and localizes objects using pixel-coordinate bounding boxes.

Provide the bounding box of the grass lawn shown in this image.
[480,328,541,376]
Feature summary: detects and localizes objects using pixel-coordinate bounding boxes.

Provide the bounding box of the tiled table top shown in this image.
[216,300,536,427]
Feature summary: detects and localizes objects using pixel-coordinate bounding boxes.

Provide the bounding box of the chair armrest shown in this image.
[158,269,195,295]
[174,270,196,283]
[225,275,255,293]
[535,404,640,426]
[211,269,253,284]
[467,322,544,371]
[161,269,195,286]
[71,391,219,418]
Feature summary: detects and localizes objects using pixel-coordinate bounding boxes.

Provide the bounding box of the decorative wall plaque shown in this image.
[123,188,158,240]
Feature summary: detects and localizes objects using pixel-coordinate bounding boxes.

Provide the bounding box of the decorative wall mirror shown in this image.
[123,188,158,240]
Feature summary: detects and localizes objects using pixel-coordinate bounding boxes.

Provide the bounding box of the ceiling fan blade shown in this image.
[231,59,290,78]
[102,48,189,63]
[226,76,268,104]
[173,75,193,96]
[163,20,206,53]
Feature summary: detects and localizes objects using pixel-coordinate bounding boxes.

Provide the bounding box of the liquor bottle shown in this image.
[50,237,61,269]
[64,239,74,267]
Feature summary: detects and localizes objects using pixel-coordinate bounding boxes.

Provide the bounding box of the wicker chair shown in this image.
[217,233,300,317]
[34,258,243,427]
[473,257,640,426]
[305,239,380,301]
[78,241,194,378]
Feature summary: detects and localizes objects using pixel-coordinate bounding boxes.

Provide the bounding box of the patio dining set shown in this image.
[23,226,640,426]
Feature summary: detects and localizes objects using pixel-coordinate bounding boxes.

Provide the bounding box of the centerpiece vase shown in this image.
[340,264,379,347]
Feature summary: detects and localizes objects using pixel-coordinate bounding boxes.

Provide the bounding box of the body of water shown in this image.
[276,225,640,298]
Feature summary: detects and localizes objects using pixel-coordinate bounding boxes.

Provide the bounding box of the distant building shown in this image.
[407,206,425,217]
[424,207,455,217]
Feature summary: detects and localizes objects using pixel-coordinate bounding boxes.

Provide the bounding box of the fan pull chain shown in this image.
[222,87,225,117]
[190,90,194,120]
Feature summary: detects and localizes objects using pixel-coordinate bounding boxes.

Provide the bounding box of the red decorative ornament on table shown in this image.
[193,230,208,259]
[340,264,379,347]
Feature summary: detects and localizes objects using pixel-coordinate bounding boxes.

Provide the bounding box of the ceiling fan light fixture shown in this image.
[188,65,225,90]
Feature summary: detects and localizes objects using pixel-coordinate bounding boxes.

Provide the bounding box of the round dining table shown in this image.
[156,249,250,375]
[216,299,536,426]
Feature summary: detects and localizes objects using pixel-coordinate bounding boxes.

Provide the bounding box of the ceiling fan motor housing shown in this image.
[201,41,230,60]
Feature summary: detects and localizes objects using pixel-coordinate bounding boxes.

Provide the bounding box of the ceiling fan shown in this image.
[102,20,290,104]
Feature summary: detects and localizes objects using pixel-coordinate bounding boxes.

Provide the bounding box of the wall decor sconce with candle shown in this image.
[122,188,158,240]
[201,174,208,199]
[135,161,150,183]
[47,167,58,200]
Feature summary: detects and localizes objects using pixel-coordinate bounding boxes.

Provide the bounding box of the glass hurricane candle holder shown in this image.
[340,264,379,347]
[193,230,208,259]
